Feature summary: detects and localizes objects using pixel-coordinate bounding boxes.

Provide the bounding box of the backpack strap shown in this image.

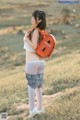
[37,28,48,38]
[27,27,48,40]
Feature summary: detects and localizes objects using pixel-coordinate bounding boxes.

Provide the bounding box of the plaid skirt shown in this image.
[26,73,44,89]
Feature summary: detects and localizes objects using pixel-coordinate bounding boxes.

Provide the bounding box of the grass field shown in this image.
[0,0,80,120]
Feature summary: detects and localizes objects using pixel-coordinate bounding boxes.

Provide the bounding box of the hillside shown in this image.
[0,0,80,120]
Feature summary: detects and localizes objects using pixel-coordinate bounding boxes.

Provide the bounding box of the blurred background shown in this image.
[0,0,80,120]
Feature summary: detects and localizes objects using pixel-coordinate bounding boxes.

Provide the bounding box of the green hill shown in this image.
[0,0,80,120]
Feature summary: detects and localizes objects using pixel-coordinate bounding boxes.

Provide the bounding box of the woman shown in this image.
[23,10,46,118]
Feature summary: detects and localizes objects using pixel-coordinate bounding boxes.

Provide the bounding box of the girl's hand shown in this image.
[23,32,30,42]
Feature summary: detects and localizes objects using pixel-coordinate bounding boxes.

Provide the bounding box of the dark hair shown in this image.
[32,10,46,30]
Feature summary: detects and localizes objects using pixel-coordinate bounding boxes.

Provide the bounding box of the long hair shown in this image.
[32,10,46,30]
[29,10,46,43]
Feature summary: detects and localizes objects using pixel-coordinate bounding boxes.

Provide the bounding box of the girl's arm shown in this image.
[26,29,39,50]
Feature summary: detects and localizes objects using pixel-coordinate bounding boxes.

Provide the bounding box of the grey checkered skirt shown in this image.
[26,73,44,89]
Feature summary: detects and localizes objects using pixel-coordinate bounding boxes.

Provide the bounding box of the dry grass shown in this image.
[0,0,80,120]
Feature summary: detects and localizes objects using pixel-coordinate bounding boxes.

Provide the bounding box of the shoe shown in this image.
[37,107,45,115]
[28,107,38,118]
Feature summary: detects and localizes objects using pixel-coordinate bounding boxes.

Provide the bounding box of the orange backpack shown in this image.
[36,28,56,58]
[28,28,56,58]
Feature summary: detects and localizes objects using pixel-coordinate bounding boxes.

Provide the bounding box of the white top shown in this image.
[23,41,36,52]
[23,32,36,52]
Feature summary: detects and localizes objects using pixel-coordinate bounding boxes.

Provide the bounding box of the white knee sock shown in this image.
[35,87,42,110]
[28,85,35,111]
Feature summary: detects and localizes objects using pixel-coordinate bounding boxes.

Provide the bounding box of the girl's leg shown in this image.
[28,85,35,111]
[26,62,37,111]
[35,87,42,110]
[35,61,46,110]
[26,61,46,112]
